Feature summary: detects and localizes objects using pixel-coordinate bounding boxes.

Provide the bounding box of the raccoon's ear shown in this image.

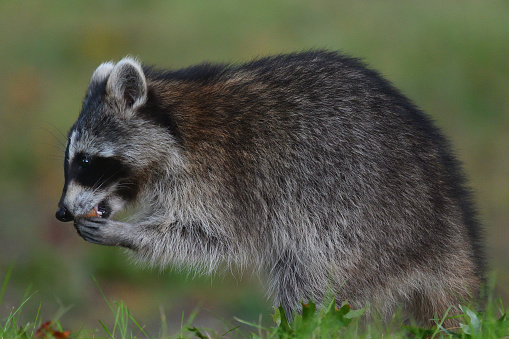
[106,57,147,116]
[90,62,115,84]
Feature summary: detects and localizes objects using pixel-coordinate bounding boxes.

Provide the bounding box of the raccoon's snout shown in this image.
[55,206,74,222]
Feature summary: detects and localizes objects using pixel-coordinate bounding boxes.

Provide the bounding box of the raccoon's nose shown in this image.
[55,206,74,222]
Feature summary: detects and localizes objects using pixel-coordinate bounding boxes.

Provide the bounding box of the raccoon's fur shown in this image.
[56,51,484,325]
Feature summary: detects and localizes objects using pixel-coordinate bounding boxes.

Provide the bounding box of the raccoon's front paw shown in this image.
[74,217,135,249]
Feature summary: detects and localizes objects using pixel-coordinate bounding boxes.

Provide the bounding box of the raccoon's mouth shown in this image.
[84,201,111,219]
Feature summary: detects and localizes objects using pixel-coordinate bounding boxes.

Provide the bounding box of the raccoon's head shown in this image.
[56,57,169,222]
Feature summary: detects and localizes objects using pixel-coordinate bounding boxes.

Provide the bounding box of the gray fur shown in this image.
[57,51,484,326]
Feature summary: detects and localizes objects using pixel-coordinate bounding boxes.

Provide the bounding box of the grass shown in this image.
[1,268,508,338]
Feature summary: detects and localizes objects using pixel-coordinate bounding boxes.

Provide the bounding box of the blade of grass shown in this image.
[92,275,115,314]
[113,300,127,338]
[99,320,114,339]
[29,301,42,337]
[128,308,149,338]
[52,303,73,324]
[180,311,184,339]
[159,305,168,338]
[183,308,200,328]
[2,291,37,334]
[188,326,208,339]
[0,263,13,305]
[11,291,37,319]
[234,317,272,332]
[431,306,452,338]
[94,276,124,338]
[221,325,241,337]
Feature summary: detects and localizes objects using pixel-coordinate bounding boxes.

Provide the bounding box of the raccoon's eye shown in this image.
[79,155,90,168]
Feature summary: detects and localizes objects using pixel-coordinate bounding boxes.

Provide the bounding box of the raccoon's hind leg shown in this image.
[404,273,479,328]
[404,288,459,328]
[268,250,326,321]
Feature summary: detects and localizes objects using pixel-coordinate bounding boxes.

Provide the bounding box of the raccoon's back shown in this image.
[160,51,449,197]
[146,51,482,273]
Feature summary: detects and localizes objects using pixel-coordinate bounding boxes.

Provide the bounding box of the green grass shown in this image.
[2,269,508,338]
[0,0,508,336]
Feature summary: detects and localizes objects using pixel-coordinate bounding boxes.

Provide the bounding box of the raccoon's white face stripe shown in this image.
[95,144,117,158]
[67,129,79,165]
[68,129,117,161]
[67,129,98,163]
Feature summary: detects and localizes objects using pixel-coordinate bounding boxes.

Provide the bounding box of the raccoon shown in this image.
[56,51,484,326]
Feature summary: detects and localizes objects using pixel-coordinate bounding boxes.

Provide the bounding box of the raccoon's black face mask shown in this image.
[56,146,135,222]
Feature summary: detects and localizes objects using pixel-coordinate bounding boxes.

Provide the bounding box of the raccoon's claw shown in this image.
[74,217,106,244]
[74,217,133,248]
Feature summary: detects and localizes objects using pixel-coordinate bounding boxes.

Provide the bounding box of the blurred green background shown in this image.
[1,0,508,335]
